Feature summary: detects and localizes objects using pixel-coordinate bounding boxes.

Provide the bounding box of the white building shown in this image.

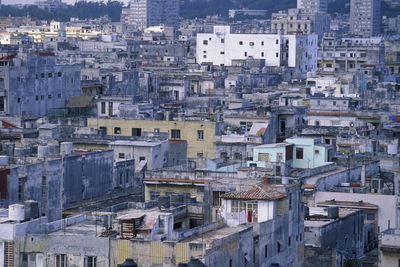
[109,140,168,170]
[196,25,317,76]
[297,0,328,13]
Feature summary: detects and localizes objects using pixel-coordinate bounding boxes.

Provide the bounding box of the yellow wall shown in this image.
[144,183,204,202]
[87,118,216,158]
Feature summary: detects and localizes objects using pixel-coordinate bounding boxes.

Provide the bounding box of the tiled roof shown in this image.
[221,184,287,201]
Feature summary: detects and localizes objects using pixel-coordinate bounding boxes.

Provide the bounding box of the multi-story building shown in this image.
[87,117,224,159]
[297,0,328,13]
[318,35,385,72]
[0,51,81,116]
[271,8,330,38]
[129,0,179,30]
[350,0,381,37]
[196,25,318,76]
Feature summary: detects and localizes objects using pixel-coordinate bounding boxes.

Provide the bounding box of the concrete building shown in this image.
[378,228,400,267]
[87,117,224,159]
[220,182,305,267]
[196,25,318,76]
[304,207,365,266]
[109,140,168,170]
[128,0,179,30]
[271,9,330,38]
[0,51,81,116]
[350,0,382,37]
[297,0,328,13]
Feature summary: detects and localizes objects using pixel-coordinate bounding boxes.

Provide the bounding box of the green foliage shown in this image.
[180,0,297,19]
[0,1,124,22]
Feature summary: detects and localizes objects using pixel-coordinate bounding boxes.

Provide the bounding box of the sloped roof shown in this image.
[221,184,287,201]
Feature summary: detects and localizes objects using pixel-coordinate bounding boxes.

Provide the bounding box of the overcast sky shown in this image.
[3,0,129,5]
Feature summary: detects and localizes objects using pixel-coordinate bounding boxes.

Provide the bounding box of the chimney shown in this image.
[361,164,366,187]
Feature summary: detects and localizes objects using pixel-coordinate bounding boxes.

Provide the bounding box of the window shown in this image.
[119,173,123,185]
[315,149,319,155]
[277,153,283,162]
[264,245,268,258]
[244,52,247,56]
[296,148,303,159]
[48,94,52,99]
[277,241,281,253]
[58,72,62,77]
[125,171,129,184]
[315,120,320,126]
[150,191,160,200]
[171,129,181,139]
[203,55,207,59]
[41,73,45,78]
[333,101,336,106]
[288,237,291,247]
[101,102,106,114]
[220,51,225,55]
[289,193,292,210]
[58,93,61,99]
[55,254,67,267]
[276,52,279,58]
[203,40,208,45]
[261,52,264,57]
[17,97,21,103]
[276,39,279,44]
[84,256,97,267]
[132,128,142,136]
[118,153,125,159]
[139,156,146,161]
[221,38,224,43]
[258,153,269,162]
[249,42,254,46]
[367,213,375,220]
[197,152,203,158]
[261,41,264,46]
[41,95,44,100]
[197,130,204,140]
[239,41,243,45]
[114,127,121,134]
[36,95,39,101]
[48,73,52,78]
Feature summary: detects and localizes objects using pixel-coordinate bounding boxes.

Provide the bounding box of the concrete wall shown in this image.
[14,234,110,267]
[63,150,114,209]
[315,191,398,232]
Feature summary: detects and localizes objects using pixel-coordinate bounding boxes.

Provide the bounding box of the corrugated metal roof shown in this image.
[221,184,286,201]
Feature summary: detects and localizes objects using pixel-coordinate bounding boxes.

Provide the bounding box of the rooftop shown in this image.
[221,183,287,201]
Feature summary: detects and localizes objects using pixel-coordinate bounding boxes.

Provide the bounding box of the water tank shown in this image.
[24,200,39,219]
[60,142,73,156]
[388,144,398,155]
[327,206,339,219]
[0,156,9,165]
[121,258,138,267]
[37,145,49,158]
[9,204,25,221]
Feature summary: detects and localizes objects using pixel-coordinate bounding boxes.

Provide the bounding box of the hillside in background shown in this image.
[0,0,398,21]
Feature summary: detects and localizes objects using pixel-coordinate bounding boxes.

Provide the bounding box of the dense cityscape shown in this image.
[0,0,399,266]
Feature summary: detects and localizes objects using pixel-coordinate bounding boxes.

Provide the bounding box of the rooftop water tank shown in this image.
[9,204,25,221]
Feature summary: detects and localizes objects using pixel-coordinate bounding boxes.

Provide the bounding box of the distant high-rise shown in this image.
[297,0,328,13]
[129,0,179,30]
[350,0,381,37]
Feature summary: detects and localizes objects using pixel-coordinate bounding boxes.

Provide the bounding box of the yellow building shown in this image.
[87,118,221,158]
